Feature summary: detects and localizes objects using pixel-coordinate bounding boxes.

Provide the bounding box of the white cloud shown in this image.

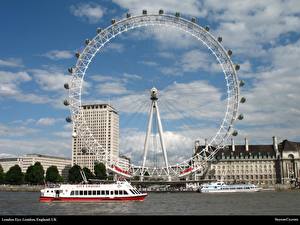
[139,61,158,67]
[235,40,300,140]
[0,153,17,158]
[98,82,130,95]
[160,49,222,76]
[42,50,73,60]
[105,43,125,53]
[0,123,38,137]
[30,69,69,92]
[0,58,23,68]
[0,138,71,159]
[112,0,207,17]
[0,70,50,104]
[70,3,105,24]
[123,73,142,80]
[36,117,59,126]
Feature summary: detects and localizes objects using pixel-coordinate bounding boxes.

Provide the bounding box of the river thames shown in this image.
[0,191,300,215]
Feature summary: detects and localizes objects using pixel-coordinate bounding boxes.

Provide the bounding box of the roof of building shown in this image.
[23,154,71,160]
[0,157,18,162]
[195,140,300,158]
[81,103,118,113]
[278,140,300,152]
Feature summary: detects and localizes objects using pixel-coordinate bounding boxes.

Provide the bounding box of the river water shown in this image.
[0,191,299,215]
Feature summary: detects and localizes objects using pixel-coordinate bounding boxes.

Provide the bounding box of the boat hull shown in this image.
[200,189,260,193]
[40,194,147,203]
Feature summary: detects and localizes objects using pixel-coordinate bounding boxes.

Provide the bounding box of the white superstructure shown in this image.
[200,181,260,193]
[40,180,147,202]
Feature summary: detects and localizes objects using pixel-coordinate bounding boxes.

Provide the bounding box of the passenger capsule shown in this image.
[66,116,72,123]
[235,64,240,71]
[205,26,210,31]
[85,39,90,45]
[63,99,69,106]
[217,37,222,42]
[240,97,246,103]
[191,17,196,23]
[142,9,147,15]
[126,13,131,18]
[96,28,102,34]
[238,114,244,120]
[64,83,69,90]
[159,9,164,15]
[81,147,88,154]
[111,19,116,24]
[75,52,80,58]
[239,80,245,87]
[68,67,73,74]
[227,50,233,56]
[175,12,180,17]
[232,130,238,136]
[72,132,77,138]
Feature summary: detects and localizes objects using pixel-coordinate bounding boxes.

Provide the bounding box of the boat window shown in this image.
[88,191,92,195]
[101,190,105,195]
[114,190,118,195]
[110,191,113,195]
[75,191,79,195]
[93,190,96,195]
[106,190,109,195]
[124,190,128,195]
[97,190,100,195]
[70,191,74,196]
[84,191,87,195]
[80,190,83,195]
[119,190,123,195]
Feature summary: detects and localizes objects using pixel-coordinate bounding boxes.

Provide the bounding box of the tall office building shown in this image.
[72,104,119,172]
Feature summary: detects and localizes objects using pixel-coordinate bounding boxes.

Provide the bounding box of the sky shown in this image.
[0,0,300,167]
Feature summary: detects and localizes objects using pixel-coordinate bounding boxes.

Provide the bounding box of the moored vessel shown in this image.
[39,180,147,202]
[199,181,260,193]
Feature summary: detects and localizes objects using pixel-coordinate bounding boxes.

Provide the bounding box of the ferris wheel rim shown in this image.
[67,12,241,177]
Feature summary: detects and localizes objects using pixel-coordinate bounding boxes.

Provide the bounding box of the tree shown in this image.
[0,164,4,184]
[46,166,63,183]
[83,167,94,180]
[25,162,45,185]
[94,162,107,180]
[5,165,23,185]
[68,165,83,183]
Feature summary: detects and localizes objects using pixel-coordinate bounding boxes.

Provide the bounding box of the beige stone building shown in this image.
[72,104,120,172]
[193,137,300,186]
[0,154,71,179]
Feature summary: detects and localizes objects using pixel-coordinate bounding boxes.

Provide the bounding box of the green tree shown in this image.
[83,167,94,180]
[45,166,63,183]
[25,162,45,185]
[0,164,5,184]
[5,165,23,185]
[94,162,107,180]
[68,165,83,183]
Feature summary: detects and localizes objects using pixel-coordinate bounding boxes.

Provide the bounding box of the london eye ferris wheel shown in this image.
[63,10,245,180]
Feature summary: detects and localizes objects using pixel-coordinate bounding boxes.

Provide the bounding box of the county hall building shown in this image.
[193,137,300,186]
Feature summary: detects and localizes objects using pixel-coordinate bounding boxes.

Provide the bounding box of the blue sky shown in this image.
[0,0,300,166]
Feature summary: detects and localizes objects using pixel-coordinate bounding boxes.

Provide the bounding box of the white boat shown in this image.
[39,180,147,202]
[199,181,260,193]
